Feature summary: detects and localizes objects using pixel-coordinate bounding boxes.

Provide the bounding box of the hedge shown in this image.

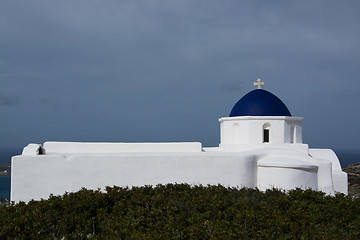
[0,184,359,239]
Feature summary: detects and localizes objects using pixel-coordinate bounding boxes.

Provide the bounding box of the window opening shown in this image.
[263,129,270,143]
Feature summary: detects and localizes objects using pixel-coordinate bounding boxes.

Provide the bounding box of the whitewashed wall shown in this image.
[11,153,257,203]
[219,116,303,147]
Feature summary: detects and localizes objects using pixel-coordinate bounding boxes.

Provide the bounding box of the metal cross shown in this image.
[254,78,264,89]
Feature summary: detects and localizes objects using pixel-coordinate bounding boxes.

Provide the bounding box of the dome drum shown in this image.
[219,116,304,150]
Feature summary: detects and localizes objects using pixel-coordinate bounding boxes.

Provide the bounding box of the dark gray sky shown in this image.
[1,0,359,153]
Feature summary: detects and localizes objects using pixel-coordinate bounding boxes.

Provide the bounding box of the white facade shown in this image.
[219,116,304,151]
[11,89,348,202]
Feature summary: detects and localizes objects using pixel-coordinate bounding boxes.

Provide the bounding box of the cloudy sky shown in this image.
[1,0,359,157]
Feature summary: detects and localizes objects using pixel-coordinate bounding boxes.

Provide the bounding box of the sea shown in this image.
[0,151,359,199]
[0,175,10,199]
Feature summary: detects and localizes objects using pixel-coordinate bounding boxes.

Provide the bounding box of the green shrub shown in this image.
[0,184,359,239]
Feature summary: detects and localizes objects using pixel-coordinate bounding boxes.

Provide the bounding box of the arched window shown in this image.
[263,123,270,143]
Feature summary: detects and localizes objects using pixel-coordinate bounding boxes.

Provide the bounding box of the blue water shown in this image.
[0,175,11,199]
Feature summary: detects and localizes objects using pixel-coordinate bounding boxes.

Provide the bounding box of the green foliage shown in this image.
[0,184,359,239]
[0,198,9,207]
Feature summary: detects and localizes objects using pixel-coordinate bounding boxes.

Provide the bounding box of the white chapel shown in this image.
[11,79,348,202]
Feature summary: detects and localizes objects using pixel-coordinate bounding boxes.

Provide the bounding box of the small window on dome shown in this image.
[263,123,270,143]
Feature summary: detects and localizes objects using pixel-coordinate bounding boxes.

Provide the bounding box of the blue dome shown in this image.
[229,89,292,117]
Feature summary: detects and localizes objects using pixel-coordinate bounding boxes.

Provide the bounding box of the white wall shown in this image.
[257,167,318,191]
[284,119,303,144]
[219,116,303,147]
[11,146,348,202]
[43,142,202,154]
[309,149,348,194]
[11,153,257,203]
[256,150,319,192]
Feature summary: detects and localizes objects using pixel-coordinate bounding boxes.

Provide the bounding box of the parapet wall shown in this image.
[43,141,203,154]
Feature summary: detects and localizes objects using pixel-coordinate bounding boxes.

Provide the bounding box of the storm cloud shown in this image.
[1,0,359,152]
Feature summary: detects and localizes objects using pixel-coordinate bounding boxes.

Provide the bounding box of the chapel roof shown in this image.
[229,81,292,117]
